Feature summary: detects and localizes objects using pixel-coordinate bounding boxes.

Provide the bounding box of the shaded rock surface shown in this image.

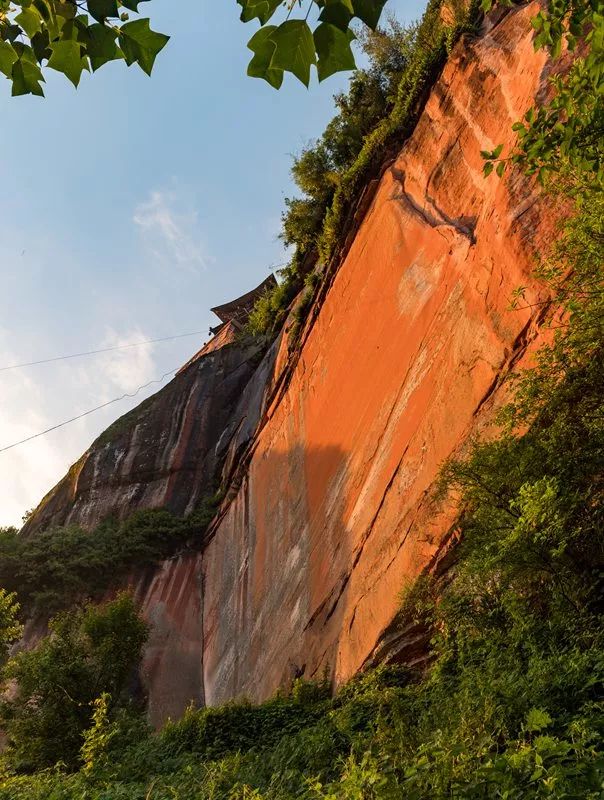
[23,3,560,726]
[22,339,267,536]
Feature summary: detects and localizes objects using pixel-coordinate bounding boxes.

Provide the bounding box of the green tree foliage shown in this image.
[80,691,151,777]
[0,0,169,95]
[246,264,305,335]
[482,0,604,188]
[283,12,420,254]
[241,0,388,88]
[282,13,418,249]
[0,499,221,616]
[0,587,22,663]
[0,593,148,772]
[0,0,390,96]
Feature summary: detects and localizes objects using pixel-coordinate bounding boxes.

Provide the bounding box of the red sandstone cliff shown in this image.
[23,2,560,726]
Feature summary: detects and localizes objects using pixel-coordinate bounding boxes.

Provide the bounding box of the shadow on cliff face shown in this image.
[296,443,354,686]
[202,441,356,706]
[14,437,358,727]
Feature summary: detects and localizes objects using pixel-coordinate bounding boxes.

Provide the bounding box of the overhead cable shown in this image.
[0,365,179,454]
[0,329,207,372]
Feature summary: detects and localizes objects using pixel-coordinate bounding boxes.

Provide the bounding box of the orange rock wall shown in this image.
[23,3,561,726]
[201,3,553,705]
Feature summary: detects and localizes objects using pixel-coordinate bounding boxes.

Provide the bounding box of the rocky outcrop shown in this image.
[23,2,561,726]
[22,338,267,536]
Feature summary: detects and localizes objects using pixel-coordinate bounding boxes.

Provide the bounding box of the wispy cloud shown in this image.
[74,328,157,403]
[0,327,160,528]
[133,188,209,272]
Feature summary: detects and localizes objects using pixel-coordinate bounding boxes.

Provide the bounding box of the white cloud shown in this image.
[133,188,209,272]
[73,328,157,403]
[0,327,162,528]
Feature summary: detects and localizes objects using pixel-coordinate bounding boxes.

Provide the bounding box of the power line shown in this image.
[0,365,179,454]
[0,329,207,372]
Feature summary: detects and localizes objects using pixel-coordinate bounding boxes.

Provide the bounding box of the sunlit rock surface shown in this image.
[23,3,559,726]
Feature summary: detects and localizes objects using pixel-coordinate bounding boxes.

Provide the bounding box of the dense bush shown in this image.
[246,263,304,336]
[0,589,21,664]
[0,594,148,773]
[0,498,221,616]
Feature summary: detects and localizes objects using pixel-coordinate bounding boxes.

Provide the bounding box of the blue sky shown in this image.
[0,0,426,526]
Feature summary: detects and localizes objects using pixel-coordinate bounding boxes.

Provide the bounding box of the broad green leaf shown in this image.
[351,0,386,29]
[53,1,77,20]
[269,19,315,87]
[119,0,149,10]
[2,24,23,43]
[31,29,51,62]
[11,56,44,95]
[86,22,123,71]
[118,18,169,75]
[15,7,43,38]
[525,708,553,733]
[12,43,42,65]
[47,39,88,86]
[0,40,18,79]
[314,22,355,81]
[238,0,281,25]
[87,0,119,21]
[247,26,283,89]
[32,0,51,24]
[318,0,354,32]
[58,14,91,44]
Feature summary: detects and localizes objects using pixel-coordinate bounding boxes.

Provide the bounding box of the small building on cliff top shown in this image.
[176,274,277,375]
[209,274,277,335]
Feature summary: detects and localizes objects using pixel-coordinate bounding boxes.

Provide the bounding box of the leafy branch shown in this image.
[481,0,604,189]
[0,0,168,95]
[240,0,387,87]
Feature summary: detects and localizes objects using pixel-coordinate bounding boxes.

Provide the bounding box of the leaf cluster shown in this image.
[0,0,168,95]
[240,0,387,88]
[0,589,21,664]
[482,0,604,188]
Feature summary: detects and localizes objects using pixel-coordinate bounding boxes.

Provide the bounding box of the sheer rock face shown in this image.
[23,3,558,726]
[200,3,555,707]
